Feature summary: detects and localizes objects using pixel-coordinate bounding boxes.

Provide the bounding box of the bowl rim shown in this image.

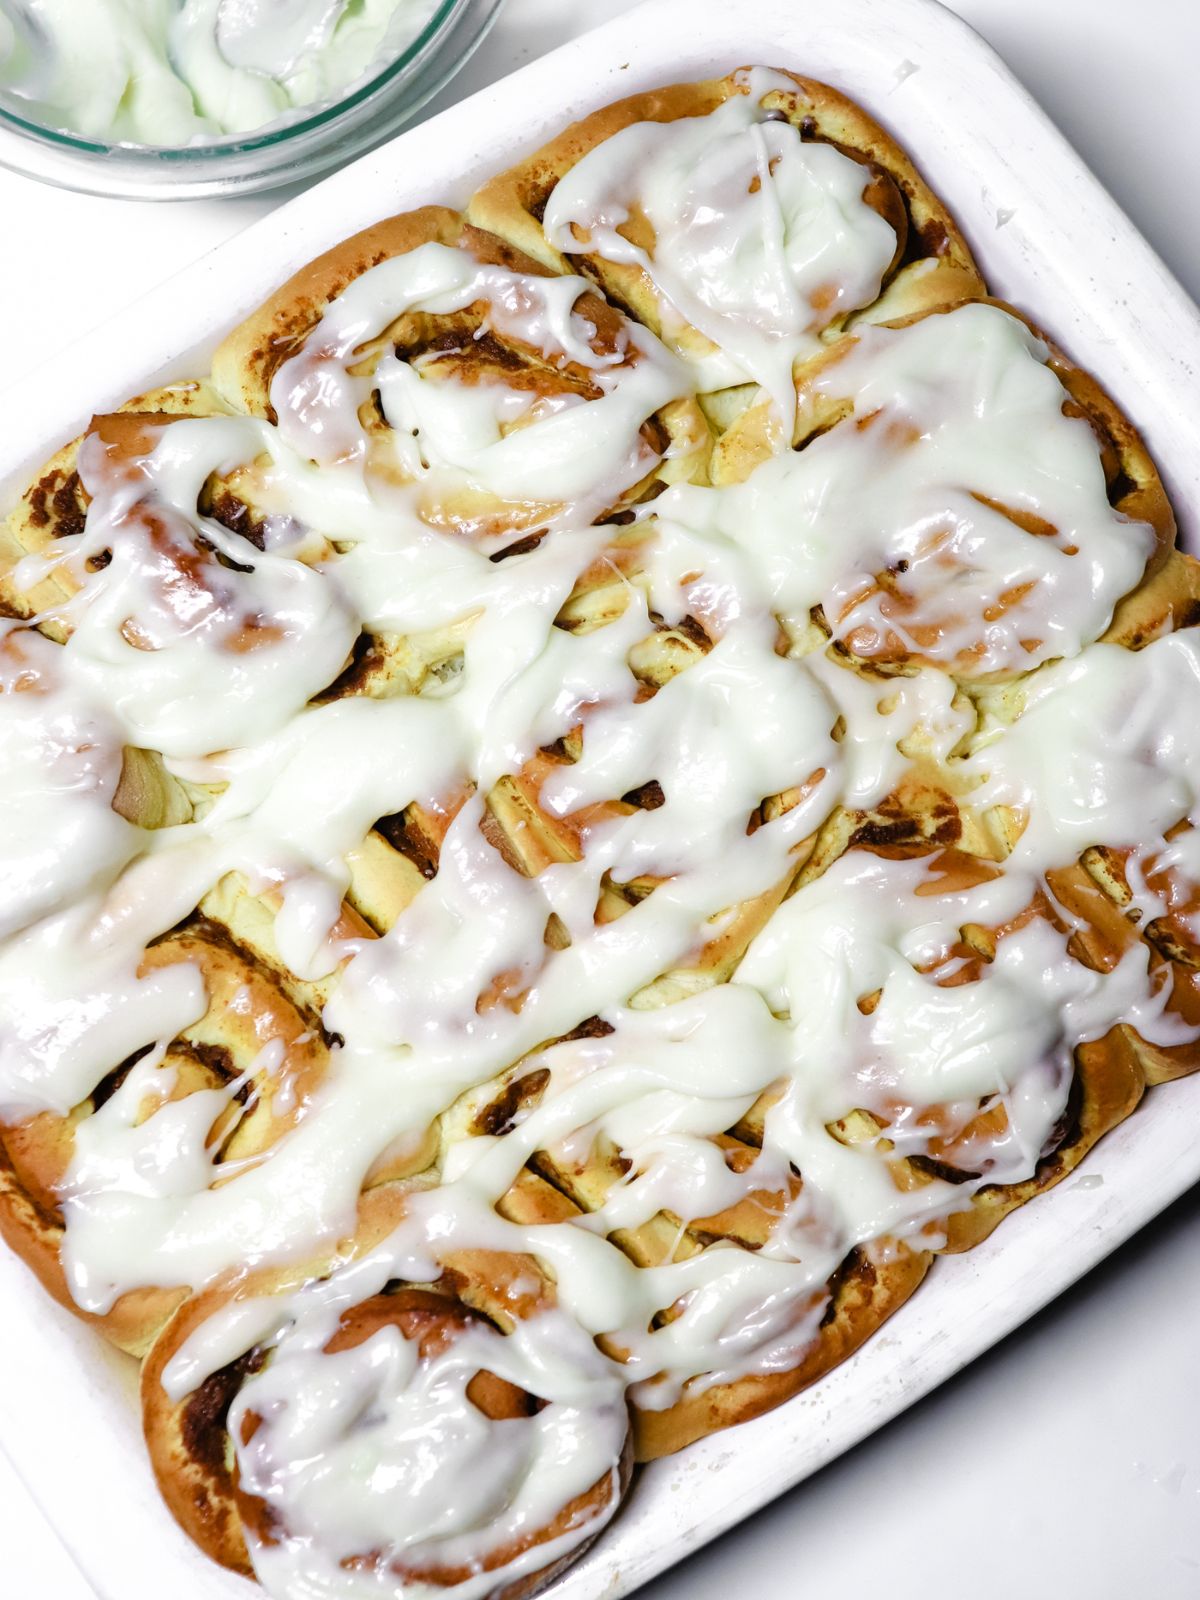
[0,0,462,160]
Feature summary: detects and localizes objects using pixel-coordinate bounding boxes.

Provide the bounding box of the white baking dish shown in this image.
[2,1,1199,1596]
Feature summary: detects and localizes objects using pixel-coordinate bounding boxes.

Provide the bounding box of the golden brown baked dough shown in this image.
[141,1180,634,1595]
[1,62,1197,1600]
[212,207,711,545]
[470,68,984,425]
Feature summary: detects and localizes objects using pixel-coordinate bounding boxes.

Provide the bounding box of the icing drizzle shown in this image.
[0,79,1195,1600]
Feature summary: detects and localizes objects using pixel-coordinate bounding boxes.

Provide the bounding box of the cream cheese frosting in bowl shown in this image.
[0,0,502,196]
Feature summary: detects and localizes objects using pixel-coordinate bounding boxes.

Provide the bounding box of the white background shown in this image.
[2,0,1199,1594]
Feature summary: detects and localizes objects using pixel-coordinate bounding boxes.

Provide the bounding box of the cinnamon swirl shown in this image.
[0,62,1198,1600]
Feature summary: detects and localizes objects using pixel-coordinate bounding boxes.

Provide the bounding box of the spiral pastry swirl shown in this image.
[1,60,1199,1600]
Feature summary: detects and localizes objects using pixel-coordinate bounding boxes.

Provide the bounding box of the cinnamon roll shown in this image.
[471,68,984,428]
[211,207,711,552]
[142,1188,633,1598]
[1,63,1199,1600]
[678,300,1177,681]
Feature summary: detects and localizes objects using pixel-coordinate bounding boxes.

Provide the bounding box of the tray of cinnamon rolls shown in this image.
[2,3,1200,1599]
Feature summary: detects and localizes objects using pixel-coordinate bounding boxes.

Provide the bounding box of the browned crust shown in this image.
[715,294,1181,682]
[469,68,984,377]
[209,205,713,522]
[1,381,230,623]
[0,1133,187,1357]
[911,847,1199,1248]
[632,1239,931,1460]
[940,1028,1148,1253]
[212,207,467,420]
[0,917,339,1348]
[139,1186,423,1577]
[210,208,594,420]
[142,1285,259,1576]
[142,1219,633,1598]
[0,62,1194,1600]
[483,1430,635,1600]
[986,298,1175,586]
[1050,851,1200,1086]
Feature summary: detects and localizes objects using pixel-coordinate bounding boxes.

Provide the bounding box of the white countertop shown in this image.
[2,0,1199,1593]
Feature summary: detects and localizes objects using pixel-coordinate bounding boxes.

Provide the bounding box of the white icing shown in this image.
[271,241,689,537]
[0,888,207,1124]
[235,1308,627,1599]
[0,0,440,145]
[969,633,1200,869]
[0,137,1196,1600]
[655,304,1154,677]
[542,67,899,417]
[0,623,139,942]
[15,416,358,759]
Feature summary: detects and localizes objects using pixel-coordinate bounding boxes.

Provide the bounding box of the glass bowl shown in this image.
[0,0,503,200]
